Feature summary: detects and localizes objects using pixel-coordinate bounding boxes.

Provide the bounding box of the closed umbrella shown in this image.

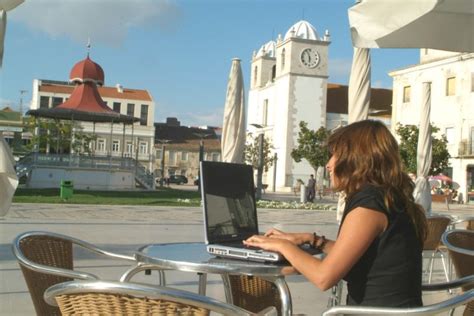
[0,133,18,216]
[337,47,372,221]
[413,82,432,213]
[0,0,24,67]
[348,47,371,124]
[221,58,246,164]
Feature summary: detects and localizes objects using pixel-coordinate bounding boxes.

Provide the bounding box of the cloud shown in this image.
[329,58,352,81]
[9,0,181,47]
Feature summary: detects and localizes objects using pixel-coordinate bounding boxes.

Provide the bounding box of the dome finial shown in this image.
[86,38,91,57]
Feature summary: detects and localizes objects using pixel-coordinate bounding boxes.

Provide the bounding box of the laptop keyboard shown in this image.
[224,242,261,251]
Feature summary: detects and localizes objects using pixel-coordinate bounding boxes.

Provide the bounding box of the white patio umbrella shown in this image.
[0,132,18,216]
[349,0,474,53]
[0,0,24,67]
[413,83,432,213]
[221,58,246,164]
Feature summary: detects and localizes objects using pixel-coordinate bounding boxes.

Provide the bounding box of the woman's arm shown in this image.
[245,207,387,291]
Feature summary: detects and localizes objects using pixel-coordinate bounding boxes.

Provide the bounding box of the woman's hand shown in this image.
[243,235,294,253]
[265,228,312,246]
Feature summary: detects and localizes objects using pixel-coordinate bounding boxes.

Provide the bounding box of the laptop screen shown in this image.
[200,161,258,244]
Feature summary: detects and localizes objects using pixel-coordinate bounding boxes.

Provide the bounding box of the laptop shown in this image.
[200,161,284,262]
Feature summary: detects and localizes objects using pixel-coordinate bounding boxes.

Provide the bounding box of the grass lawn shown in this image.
[13,188,202,206]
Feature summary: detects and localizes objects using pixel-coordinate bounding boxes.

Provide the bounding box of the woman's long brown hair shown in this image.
[328,120,427,245]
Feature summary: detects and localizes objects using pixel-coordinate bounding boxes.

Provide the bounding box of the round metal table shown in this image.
[121,242,309,316]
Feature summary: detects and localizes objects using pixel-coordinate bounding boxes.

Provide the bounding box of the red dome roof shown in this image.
[69,55,105,86]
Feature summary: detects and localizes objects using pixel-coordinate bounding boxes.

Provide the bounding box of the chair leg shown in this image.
[428,252,435,283]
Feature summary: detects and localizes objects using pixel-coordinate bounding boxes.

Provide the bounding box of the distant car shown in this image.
[168,175,188,185]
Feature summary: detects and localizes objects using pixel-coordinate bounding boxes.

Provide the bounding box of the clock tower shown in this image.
[247,20,331,191]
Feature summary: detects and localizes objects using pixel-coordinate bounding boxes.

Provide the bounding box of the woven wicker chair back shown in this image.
[446,231,474,291]
[228,275,281,315]
[466,219,474,231]
[446,230,474,316]
[424,216,451,250]
[55,293,210,315]
[19,235,73,316]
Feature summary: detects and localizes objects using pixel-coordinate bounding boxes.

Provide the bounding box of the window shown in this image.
[156,148,162,159]
[281,48,286,69]
[126,142,133,154]
[127,103,135,116]
[471,73,474,92]
[471,127,474,154]
[40,96,49,109]
[253,66,258,86]
[445,127,454,144]
[403,86,411,103]
[140,104,148,126]
[168,151,176,164]
[181,151,188,161]
[97,139,106,152]
[212,153,219,161]
[113,102,121,113]
[139,141,148,154]
[52,97,63,107]
[271,65,276,82]
[112,140,120,152]
[262,99,268,126]
[446,77,456,96]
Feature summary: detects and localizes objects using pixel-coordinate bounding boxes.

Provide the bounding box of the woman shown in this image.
[244,120,427,307]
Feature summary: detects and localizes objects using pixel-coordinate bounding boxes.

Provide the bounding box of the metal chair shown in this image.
[321,275,474,315]
[44,280,277,316]
[12,231,136,316]
[451,216,474,231]
[226,275,282,314]
[423,215,451,283]
[442,229,474,316]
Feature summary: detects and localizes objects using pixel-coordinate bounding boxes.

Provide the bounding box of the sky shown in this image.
[1,0,419,127]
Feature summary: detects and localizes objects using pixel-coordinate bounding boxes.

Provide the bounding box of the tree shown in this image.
[291,121,331,173]
[243,132,276,172]
[396,123,451,175]
[25,117,92,154]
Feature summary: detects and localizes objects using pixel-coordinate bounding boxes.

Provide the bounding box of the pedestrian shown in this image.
[307,174,316,202]
[245,120,427,308]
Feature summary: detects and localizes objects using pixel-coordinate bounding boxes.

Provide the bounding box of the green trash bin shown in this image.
[60,180,74,199]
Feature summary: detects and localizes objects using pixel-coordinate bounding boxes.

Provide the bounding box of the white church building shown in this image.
[247,20,331,191]
[390,49,474,203]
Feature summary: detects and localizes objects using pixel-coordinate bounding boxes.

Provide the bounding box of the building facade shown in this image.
[0,107,31,159]
[390,50,474,202]
[30,79,156,171]
[154,117,221,184]
[247,20,392,192]
[247,20,331,191]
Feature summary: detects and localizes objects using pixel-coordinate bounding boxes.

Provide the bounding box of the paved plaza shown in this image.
[0,191,472,315]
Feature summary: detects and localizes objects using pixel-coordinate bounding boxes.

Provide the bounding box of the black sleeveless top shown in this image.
[340,185,423,307]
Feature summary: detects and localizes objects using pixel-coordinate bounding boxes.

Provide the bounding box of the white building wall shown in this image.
[391,52,474,202]
[28,167,135,190]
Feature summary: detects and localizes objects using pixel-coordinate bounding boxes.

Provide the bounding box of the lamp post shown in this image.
[157,139,170,187]
[272,152,278,192]
[250,124,266,200]
[193,132,212,191]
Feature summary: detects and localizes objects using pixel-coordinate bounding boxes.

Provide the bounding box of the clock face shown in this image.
[300,48,320,68]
